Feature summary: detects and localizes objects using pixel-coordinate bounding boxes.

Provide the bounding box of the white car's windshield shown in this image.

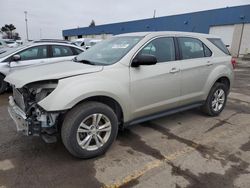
[0,44,30,58]
[75,36,143,65]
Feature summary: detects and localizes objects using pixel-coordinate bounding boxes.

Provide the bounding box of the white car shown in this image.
[0,40,8,49]
[0,42,85,93]
[72,38,92,49]
[3,40,19,48]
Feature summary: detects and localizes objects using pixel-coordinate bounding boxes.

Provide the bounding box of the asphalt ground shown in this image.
[0,60,250,188]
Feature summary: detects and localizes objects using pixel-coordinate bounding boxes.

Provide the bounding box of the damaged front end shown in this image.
[8,80,63,143]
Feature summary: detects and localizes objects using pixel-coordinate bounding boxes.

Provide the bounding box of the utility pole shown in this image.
[153,9,156,18]
[40,28,42,39]
[24,11,29,41]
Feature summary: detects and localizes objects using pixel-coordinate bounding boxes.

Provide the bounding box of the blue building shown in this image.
[62,5,250,57]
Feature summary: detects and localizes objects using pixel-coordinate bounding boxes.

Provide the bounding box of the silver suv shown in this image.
[5,32,235,158]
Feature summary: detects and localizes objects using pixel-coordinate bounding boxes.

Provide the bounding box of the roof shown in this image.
[63,5,250,37]
[116,31,219,38]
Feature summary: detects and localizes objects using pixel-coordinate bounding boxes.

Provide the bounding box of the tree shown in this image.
[89,20,96,27]
[1,24,18,39]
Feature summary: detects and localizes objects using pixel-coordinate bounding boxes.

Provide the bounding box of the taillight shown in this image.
[231,58,236,69]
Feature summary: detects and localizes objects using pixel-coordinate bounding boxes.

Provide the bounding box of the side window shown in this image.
[52,45,74,57]
[207,38,230,55]
[138,37,175,63]
[18,45,47,61]
[178,37,206,59]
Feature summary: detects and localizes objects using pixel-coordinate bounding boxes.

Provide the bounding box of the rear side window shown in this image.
[52,45,74,57]
[178,37,211,60]
[208,38,230,55]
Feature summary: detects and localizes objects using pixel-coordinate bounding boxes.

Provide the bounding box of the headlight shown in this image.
[25,80,58,102]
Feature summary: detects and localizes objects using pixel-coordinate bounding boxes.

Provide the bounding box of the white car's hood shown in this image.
[5,61,103,88]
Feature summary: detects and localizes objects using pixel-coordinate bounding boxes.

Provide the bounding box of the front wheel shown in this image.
[61,102,118,158]
[201,83,228,116]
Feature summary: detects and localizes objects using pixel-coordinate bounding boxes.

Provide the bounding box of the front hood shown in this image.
[5,61,103,88]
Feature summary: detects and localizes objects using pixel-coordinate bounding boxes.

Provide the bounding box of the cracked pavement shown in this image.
[0,61,250,188]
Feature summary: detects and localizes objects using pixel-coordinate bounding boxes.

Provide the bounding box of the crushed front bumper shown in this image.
[8,96,29,136]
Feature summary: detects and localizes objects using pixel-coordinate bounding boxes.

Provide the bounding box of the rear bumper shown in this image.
[8,96,29,135]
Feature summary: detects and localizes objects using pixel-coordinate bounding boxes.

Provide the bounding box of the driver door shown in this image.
[130,37,181,120]
[9,45,49,71]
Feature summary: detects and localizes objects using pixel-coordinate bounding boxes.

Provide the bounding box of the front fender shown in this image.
[38,74,131,121]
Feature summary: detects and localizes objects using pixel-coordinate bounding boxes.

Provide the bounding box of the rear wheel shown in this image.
[202,83,228,116]
[61,102,118,158]
[0,74,7,94]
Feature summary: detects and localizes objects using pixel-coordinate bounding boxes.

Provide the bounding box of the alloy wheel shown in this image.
[76,113,112,151]
[211,89,225,112]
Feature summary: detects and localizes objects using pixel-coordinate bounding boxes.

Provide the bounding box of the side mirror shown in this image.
[131,54,157,67]
[12,54,21,62]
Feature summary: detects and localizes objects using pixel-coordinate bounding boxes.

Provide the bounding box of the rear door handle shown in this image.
[206,61,213,66]
[170,67,180,74]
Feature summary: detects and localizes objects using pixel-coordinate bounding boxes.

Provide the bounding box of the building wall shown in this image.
[63,5,250,56]
[63,5,250,37]
[209,25,235,47]
[210,23,250,57]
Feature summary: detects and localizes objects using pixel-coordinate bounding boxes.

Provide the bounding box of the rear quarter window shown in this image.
[208,38,230,55]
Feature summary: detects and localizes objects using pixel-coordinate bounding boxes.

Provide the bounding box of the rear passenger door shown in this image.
[177,37,213,105]
[49,45,78,63]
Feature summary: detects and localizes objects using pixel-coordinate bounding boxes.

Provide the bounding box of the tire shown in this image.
[0,74,7,94]
[201,82,228,116]
[61,101,118,159]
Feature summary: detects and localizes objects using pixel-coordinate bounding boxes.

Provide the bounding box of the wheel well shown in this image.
[0,72,10,87]
[78,96,124,126]
[215,77,230,92]
[0,72,5,78]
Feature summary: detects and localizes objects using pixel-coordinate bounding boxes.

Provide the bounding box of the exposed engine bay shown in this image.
[10,80,63,143]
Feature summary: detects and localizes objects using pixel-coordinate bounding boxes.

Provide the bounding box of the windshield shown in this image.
[75,36,143,65]
[5,41,15,44]
[0,44,30,58]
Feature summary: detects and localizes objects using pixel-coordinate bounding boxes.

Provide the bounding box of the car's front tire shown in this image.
[202,82,228,116]
[0,74,7,94]
[61,102,118,158]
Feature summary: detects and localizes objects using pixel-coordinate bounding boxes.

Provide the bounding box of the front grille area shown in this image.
[13,88,26,111]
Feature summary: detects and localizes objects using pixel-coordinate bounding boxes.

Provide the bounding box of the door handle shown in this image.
[206,61,213,66]
[170,67,180,74]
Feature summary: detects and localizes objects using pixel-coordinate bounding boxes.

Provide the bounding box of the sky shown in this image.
[1,0,249,40]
